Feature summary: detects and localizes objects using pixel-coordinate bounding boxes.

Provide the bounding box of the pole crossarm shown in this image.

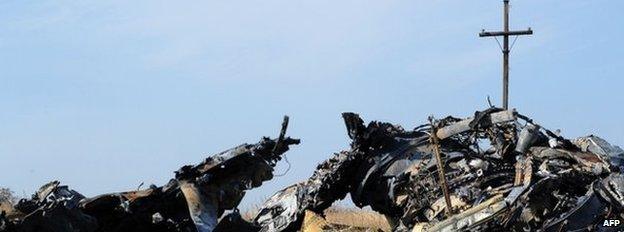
[479,29,533,37]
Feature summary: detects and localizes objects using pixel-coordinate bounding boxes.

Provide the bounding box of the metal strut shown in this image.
[429,118,453,216]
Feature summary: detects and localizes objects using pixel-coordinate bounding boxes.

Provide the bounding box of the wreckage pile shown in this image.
[2,109,624,231]
[254,108,624,232]
[0,117,300,232]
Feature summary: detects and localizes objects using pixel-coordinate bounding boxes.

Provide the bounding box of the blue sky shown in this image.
[1,1,622,208]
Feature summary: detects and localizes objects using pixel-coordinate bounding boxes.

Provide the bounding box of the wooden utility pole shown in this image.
[479,0,532,110]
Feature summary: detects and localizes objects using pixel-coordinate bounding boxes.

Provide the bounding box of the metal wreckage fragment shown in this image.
[254,108,624,232]
[0,116,299,232]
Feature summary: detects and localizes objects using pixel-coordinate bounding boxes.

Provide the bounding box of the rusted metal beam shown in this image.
[430,119,453,217]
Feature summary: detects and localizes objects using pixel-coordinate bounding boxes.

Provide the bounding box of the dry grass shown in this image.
[242,196,393,231]
[322,206,393,232]
[0,188,19,218]
[243,204,392,231]
[0,201,12,214]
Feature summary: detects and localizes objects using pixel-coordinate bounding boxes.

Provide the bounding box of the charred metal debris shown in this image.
[0,117,299,232]
[2,109,624,232]
[254,108,624,232]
